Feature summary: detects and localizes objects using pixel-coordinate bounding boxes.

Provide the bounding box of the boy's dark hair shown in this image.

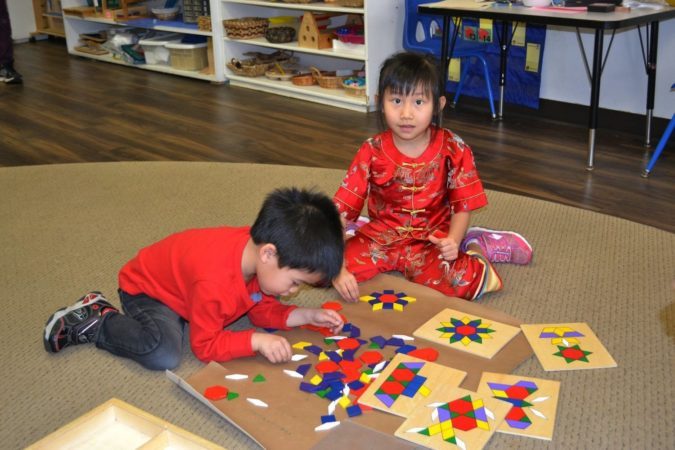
[251,187,344,283]
[376,51,443,129]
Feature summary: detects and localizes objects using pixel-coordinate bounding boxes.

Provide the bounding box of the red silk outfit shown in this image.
[333,127,495,300]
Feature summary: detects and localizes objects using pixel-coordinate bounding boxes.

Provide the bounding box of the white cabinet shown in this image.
[220,0,404,112]
[61,0,226,82]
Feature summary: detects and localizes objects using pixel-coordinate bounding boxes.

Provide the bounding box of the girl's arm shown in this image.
[429,211,471,262]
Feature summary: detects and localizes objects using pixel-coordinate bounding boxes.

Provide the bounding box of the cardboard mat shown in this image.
[168,274,533,449]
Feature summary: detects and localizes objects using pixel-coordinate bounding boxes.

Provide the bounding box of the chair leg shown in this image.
[477,56,496,119]
[452,61,471,108]
[642,113,675,177]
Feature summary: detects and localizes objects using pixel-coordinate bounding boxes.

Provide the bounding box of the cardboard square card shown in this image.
[413,308,521,359]
[520,322,617,371]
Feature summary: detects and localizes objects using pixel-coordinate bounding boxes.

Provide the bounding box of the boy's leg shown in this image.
[461,227,533,265]
[412,242,502,301]
[95,290,186,371]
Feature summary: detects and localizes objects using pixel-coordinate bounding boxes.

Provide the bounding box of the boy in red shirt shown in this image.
[43,188,345,370]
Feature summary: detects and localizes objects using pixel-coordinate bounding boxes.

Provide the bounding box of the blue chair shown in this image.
[403,0,496,118]
[642,83,674,177]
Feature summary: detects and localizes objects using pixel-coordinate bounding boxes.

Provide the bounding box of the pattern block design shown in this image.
[358,353,466,418]
[395,385,509,450]
[521,322,617,371]
[477,372,561,440]
[414,308,521,359]
[359,290,416,312]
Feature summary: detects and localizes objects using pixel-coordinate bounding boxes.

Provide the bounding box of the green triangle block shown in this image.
[227,392,239,401]
[253,374,266,383]
[316,388,330,398]
[368,342,381,349]
[419,428,431,436]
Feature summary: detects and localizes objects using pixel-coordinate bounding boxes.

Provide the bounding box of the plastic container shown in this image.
[139,33,182,65]
[165,42,208,71]
[151,6,179,21]
[522,0,551,6]
[335,25,364,44]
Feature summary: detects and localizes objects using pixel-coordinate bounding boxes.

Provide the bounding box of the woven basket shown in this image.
[342,76,366,97]
[310,67,346,90]
[291,72,316,86]
[227,58,270,77]
[282,0,318,3]
[223,17,268,39]
[197,16,212,32]
[265,26,296,43]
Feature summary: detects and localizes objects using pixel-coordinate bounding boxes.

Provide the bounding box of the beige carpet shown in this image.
[1,162,673,449]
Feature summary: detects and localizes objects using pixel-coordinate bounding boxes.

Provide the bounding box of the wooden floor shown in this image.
[1,39,673,233]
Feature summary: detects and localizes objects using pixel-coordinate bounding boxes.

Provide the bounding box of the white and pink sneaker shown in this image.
[462,227,533,265]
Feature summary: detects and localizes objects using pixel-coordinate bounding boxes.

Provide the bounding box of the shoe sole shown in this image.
[43,294,105,352]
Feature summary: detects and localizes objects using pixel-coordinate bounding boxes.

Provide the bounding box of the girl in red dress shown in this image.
[332,52,532,302]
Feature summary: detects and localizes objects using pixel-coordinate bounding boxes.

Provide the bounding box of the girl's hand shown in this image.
[251,332,292,363]
[332,266,360,303]
[306,309,344,335]
[429,233,460,262]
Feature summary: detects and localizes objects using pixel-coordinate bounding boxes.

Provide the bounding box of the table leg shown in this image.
[439,16,459,127]
[497,21,511,119]
[586,28,604,171]
[644,21,659,147]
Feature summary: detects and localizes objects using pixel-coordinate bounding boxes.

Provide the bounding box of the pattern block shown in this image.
[477,372,561,440]
[414,308,521,359]
[359,290,416,312]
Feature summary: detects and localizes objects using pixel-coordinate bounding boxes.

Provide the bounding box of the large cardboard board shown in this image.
[476,372,561,440]
[520,322,617,371]
[168,274,533,449]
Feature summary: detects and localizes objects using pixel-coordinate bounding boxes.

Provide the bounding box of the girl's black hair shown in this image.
[250,187,344,283]
[376,51,443,130]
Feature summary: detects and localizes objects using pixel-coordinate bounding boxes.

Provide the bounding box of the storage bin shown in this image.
[166,42,208,71]
[139,33,182,65]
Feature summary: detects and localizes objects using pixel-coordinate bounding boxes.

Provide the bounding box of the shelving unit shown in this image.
[61,0,226,82]
[32,0,66,38]
[221,0,404,112]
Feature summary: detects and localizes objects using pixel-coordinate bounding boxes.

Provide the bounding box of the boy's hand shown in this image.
[251,332,292,364]
[306,309,344,335]
[429,232,460,262]
[332,265,359,303]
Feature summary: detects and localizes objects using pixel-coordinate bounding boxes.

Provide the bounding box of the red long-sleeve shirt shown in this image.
[118,226,296,363]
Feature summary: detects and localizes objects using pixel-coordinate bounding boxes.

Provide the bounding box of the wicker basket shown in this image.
[338,0,364,6]
[282,0,318,3]
[197,16,212,32]
[223,17,268,39]
[227,58,270,77]
[265,65,300,81]
[310,67,346,90]
[291,72,316,86]
[265,26,296,43]
[342,76,366,97]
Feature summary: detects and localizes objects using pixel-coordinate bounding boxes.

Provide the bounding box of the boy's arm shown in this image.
[286,308,344,335]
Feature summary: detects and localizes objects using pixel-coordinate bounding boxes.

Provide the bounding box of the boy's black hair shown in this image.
[376,51,443,129]
[250,187,344,283]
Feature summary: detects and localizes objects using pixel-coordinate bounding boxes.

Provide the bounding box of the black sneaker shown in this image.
[0,64,22,84]
[44,291,118,353]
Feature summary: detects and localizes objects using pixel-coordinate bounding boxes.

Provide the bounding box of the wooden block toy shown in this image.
[298,12,335,50]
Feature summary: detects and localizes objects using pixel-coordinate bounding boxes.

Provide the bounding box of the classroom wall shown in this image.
[541,18,675,119]
[7,2,674,118]
[7,0,36,42]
